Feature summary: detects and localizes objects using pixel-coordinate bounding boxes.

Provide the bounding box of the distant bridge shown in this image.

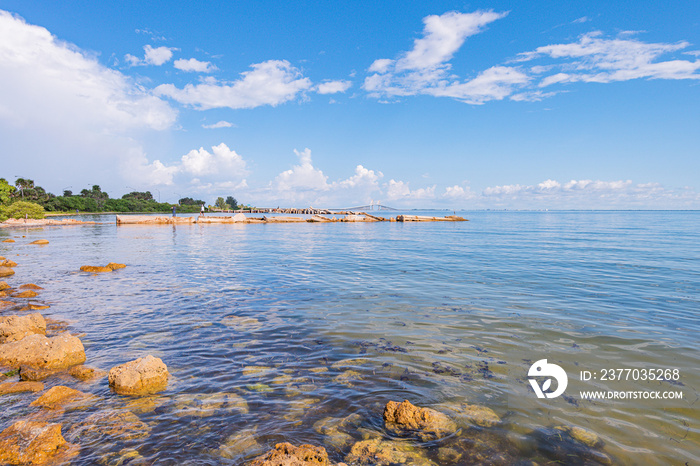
[330,202,399,212]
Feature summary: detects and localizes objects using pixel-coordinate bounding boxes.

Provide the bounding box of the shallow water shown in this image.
[1,211,698,464]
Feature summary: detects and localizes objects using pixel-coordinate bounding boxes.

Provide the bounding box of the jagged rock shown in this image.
[80,265,113,273]
[29,240,49,245]
[66,410,150,445]
[11,290,38,298]
[0,267,15,277]
[25,303,50,311]
[20,284,43,290]
[441,402,502,427]
[19,366,57,381]
[30,385,93,410]
[106,262,126,270]
[0,313,46,343]
[0,332,85,369]
[0,381,44,395]
[383,399,456,440]
[1,259,17,267]
[69,365,107,382]
[247,442,330,466]
[345,439,436,466]
[108,355,169,395]
[0,281,10,291]
[0,420,78,465]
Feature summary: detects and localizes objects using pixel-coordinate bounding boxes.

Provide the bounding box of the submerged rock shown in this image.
[66,410,150,445]
[333,370,363,386]
[0,313,46,343]
[20,283,43,290]
[172,392,249,417]
[216,426,264,460]
[440,402,502,428]
[2,239,15,242]
[0,332,85,369]
[345,438,436,466]
[554,425,602,448]
[383,399,457,441]
[106,262,126,270]
[97,447,144,466]
[11,290,38,298]
[0,281,9,291]
[247,442,330,466]
[0,420,78,465]
[19,366,57,382]
[69,365,107,382]
[108,355,169,395]
[29,240,50,245]
[534,427,612,465]
[221,315,262,330]
[80,265,113,273]
[0,380,44,395]
[313,414,363,450]
[30,385,94,410]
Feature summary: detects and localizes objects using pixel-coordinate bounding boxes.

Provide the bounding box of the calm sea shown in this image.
[1,211,698,465]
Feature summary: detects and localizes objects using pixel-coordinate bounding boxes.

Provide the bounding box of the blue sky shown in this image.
[1,1,699,209]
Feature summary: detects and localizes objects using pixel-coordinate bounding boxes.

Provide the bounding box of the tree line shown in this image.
[0,177,245,220]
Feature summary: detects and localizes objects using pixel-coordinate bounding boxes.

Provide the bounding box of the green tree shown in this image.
[0,178,16,205]
[1,201,45,220]
[122,191,153,201]
[215,197,226,209]
[225,196,238,209]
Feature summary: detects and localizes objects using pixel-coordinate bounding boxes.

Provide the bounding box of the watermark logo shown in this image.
[528,359,568,398]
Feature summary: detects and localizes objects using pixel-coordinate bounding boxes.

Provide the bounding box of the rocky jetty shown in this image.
[108,355,169,395]
[383,399,456,441]
[247,442,331,466]
[0,332,85,369]
[0,313,46,343]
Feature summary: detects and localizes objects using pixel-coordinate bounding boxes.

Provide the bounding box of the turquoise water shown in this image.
[1,211,698,464]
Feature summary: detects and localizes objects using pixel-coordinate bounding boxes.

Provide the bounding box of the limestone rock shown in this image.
[0,332,85,369]
[30,385,93,410]
[66,410,150,445]
[0,299,16,308]
[108,355,169,395]
[555,425,602,448]
[20,283,44,290]
[0,381,44,395]
[2,238,15,242]
[247,442,330,466]
[19,366,57,381]
[345,439,436,466]
[11,290,38,298]
[0,281,10,291]
[442,402,502,428]
[383,399,456,440]
[216,427,264,460]
[172,392,248,417]
[0,420,77,465]
[1,259,17,267]
[0,313,46,343]
[69,365,107,382]
[106,262,126,270]
[0,267,15,277]
[29,239,50,245]
[25,303,50,311]
[80,265,113,273]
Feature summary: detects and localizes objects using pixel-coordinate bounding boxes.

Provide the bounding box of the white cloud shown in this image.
[572,16,590,24]
[202,120,234,129]
[124,148,179,186]
[144,45,175,65]
[443,185,477,199]
[425,66,529,104]
[273,148,330,192]
[337,165,383,189]
[316,80,352,94]
[180,143,248,177]
[518,32,700,85]
[174,58,217,73]
[155,60,313,110]
[385,180,436,201]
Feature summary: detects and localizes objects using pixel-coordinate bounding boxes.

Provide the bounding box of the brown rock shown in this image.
[0,420,77,465]
[247,442,330,466]
[80,265,113,273]
[69,365,107,382]
[0,281,10,291]
[66,410,150,444]
[29,239,49,245]
[383,399,456,441]
[0,299,16,308]
[25,303,50,311]
[0,381,44,395]
[2,239,15,242]
[107,262,126,270]
[108,355,169,395]
[0,332,86,369]
[0,267,15,278]
[345,439,435,466]
[1,259,17,267]
[30,385,92,409]
[0,313,46,343]
[19,366,57,382]
[11,290,39,298]
[20,284,44,290]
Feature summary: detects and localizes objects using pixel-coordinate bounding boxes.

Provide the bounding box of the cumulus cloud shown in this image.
[179,142,248,177]
[155,60,313,110]
[385,180,436,201]
[202,120,234,129]
[273,148,330,192]
[174,58,217,73]
[126,45,176,66]
[316,80,353,94]
[517,32,700,85]
[0,10,178,191]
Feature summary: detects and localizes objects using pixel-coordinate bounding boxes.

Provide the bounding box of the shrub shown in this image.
[1,201,46,220]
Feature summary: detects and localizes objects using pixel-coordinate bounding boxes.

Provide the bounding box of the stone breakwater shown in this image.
[0,235,616,465]
[116,213,468,224]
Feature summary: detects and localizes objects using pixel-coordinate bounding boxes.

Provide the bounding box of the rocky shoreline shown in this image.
[0,235,613,465]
